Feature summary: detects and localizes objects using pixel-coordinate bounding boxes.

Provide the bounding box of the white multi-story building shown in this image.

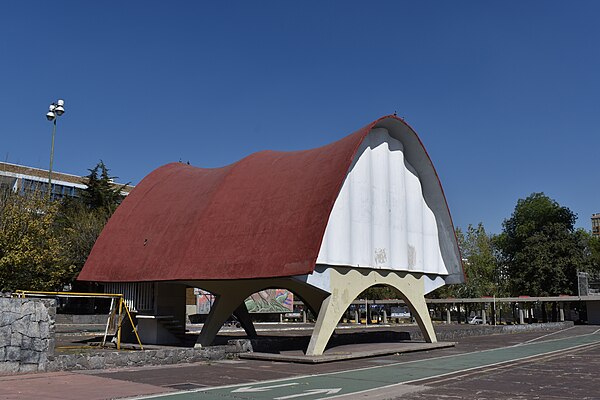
[0,161,133,200]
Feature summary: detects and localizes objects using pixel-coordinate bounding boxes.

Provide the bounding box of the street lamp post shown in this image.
[46,99,65,197]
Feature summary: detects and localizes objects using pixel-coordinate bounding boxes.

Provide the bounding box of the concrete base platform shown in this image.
[239,341,455,363]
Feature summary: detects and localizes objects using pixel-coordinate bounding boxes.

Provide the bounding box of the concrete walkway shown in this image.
[0,371,173,400]
[133,328,600,399]
[3,325,598,400]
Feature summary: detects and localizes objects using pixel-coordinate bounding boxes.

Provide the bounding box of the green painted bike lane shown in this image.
[138,331,600,400]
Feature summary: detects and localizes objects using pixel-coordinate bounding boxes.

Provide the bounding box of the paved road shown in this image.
[3,326,600,400]
[129,327,600,400]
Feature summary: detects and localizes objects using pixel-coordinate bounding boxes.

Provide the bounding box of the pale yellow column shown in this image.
[305,267,437,356]
[397,274,437,344]
[306,291,346,356]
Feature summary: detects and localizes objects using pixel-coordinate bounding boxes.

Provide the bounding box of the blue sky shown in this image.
[1,1,599,233]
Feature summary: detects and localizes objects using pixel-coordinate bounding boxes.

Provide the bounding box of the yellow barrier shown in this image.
[14,290,144,351]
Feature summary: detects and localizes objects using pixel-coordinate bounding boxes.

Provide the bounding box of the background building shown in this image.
[0,161,133,200]
[592,213,600,237]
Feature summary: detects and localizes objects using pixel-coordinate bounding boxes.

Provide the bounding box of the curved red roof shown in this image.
[78,116,462,283]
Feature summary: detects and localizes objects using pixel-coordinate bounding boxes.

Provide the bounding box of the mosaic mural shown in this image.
[195,288,293,314]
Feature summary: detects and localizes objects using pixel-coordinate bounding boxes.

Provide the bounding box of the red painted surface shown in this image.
[78,116,456,282]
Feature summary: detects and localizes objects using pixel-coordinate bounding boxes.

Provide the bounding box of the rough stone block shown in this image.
[88,355,104,370]
[27,321,41,338]
[32,338,47,352]
[228,339,253,352]
[128,351,141,363]
[114,354,128,367]
[6,346,21,362]
[13,317,29,336]
[141,351,151,363]
[10,332,23,347]
[76,355,90,369]
[21,349,40,364]
[0,310,17,326]
[32,304,45,322]
[21,334,32,346]
[19,363,39,373]
[0,361,20,373]
[63,355,77,368]
[0,329,11,348]
[106,352,120,365]
[21,301,35,315]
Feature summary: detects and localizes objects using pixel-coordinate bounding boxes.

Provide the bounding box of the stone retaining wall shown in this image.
[0,298,55,373]
[47,339,252,371]
[424,321,575,341]
[248,322,575,353]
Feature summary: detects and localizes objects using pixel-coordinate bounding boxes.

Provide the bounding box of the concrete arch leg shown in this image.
[397,278,437,344]
[192,279,287,348]
[305,267,436,356]
[194,289,251,348]
[233,302,258,338]
[191,278,326,348]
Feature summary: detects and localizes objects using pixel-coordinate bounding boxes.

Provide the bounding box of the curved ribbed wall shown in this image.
[316,128,448,277]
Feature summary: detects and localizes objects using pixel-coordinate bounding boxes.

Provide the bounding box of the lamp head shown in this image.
[55,105,65,116]
[46,111,56,121]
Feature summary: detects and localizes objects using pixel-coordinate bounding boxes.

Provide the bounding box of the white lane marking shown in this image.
[275,388,341,399]
[319,340,600,400]
[519,326,575,344]
[231,383,299,393]
[134,329,600,399]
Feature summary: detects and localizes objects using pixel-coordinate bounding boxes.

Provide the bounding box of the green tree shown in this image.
[0,190,73,291]
[57,160,126,287]
[571,229,600,279]
[495,192,585,296]
[588,233,600,277]
[431,223,501,299]
[55,202,110,274]
[79,160,125,214]
[458,223,502,297]
[0,161,127,292]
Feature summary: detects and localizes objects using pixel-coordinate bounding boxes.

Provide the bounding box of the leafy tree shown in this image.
[587,233,600,278]
[495,192,585,296]
[55,202,110,273]
[0,161,127,292]
[571,229,600,280]
[431,223,502,299]
[457,223,502,297]
[0,190,73,291]
[58,160,126,286]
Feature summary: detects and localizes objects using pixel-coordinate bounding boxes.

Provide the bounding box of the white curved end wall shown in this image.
[311,128,451,294]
